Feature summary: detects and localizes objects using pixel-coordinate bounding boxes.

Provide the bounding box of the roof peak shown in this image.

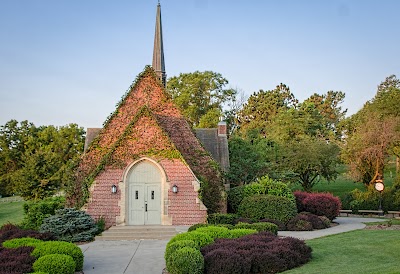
[152,2,166,87]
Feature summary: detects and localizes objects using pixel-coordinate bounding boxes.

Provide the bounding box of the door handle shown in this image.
[145,204,148,212]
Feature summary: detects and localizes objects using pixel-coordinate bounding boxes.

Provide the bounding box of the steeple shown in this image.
[152,1,166,87]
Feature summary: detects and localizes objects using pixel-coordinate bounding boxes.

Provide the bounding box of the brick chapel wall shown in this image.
[85,158,207,228]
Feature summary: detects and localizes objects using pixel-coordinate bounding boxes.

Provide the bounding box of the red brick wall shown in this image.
[86,159,207,228]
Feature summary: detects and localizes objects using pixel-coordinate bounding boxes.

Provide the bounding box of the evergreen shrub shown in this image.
[164,240,197,262]
[32,241,83,271]
[33,254,75,274]
[2,237,42,248]
[228,177,295,213]
[167,232,214,249]
[22,197,65,230]
[0,246,35,274]
[40,208,98,242]
[166,247,204,274]
[235,222,278,235]
[0,224,54,244]
[187,223,208,232]
[228,228,257,238]
[207,213,237,225]
[238,194,297,224]
[201,232,312,274]
[194,226,231,239]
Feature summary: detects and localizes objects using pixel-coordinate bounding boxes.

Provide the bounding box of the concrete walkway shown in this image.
[79,217,386,274]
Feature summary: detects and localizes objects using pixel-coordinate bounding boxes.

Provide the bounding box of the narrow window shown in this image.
[151,191,155,200]
[135,191,138,199]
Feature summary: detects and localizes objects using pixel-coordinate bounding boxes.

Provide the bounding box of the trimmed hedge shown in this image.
[201,232,312,274]
[194,226,231,239]
[33,254,75,274]
[297,192,341,220]
[166,247,203,274]
[207,213,238,225]
[40,208,98,242]
[228,228,257,238]
[165,240,197,262]
[235,222,278,235]
[2,237,42,248]
[32,241,83,271]
[0,246,35,274]
[0,224,55,244]
[167,232,214,249]
[228,176,295,213]
[238,194,297,224]
[22,197,65,230]
[188,223,208,232]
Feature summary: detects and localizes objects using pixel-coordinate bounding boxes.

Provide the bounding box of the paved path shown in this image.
[79,217,386,274]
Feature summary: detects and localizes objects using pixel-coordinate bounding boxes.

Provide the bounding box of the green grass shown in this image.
[0,200,24,226]
[283,229,400,274]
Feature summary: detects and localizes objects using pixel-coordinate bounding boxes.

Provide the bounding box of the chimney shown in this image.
[218,121,227,136]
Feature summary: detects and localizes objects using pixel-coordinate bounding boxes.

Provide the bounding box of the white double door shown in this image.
[129,183,161,225]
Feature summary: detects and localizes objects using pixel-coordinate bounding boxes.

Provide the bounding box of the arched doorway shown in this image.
[126,160,162,225]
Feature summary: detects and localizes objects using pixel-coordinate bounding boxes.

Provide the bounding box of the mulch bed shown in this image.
[364,224,400,230]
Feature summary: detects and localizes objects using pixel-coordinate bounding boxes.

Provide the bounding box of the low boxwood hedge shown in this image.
[33,254,75,274]
[234,222,278,235]
[166,247,203,274]
[2,237,43,249]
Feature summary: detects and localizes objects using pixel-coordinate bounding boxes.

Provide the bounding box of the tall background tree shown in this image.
[0,120,85,199]
[341,75,400,184]
[167,71,237,128]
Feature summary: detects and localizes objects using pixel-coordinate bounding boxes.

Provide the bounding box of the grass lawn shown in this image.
[0,201,24,226]
[283,229,400,274]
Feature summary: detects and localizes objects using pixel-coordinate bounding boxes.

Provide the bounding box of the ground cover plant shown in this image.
[0,200,24,226]
[282,230,400,274]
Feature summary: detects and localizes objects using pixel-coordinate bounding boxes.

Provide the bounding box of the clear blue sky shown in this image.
[1,0,399,129]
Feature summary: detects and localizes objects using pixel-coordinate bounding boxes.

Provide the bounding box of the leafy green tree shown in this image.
[167,71,237,128]
[0,120,85,199]
[237,83,298,136]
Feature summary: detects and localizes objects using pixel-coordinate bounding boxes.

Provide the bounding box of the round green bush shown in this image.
[32,241,84,271]
[238,194,297,224]
[33,254,75,274]
[234,222,278,235]
[194,226,231,239]
[2,237,43,248]
[168,232,214,249]
[165,240,197,262]
[228,228,257,238]
[166,247,204,274]
[188,223,208,232]
[40,208,98,242]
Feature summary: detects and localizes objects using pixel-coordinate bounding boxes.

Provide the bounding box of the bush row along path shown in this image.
[79,217,386,274]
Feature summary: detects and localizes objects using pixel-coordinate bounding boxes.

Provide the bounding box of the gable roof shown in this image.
[69,66,223,212]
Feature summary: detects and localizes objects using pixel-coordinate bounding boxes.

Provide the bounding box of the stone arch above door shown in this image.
[116,158,171,226]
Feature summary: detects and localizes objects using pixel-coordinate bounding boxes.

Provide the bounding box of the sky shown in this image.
[1,0,399,129]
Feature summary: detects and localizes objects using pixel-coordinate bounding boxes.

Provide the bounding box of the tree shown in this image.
[237,83,298,137]
[167,71,237,128]
[341,75,400,184]
[0,120,85,199]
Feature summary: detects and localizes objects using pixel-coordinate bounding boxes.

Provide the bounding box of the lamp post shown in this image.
[374,176,384,216]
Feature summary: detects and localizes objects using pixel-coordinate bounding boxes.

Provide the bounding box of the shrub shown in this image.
[2,237,42,248]
[167,232,214,249]
[228,228,257,238]
[95,216,106,234]
[238,194,297,224]
[22,197,65,230]
[201,232,312,274]
[33,254,75,274]
[188,223,208,232]
[0,246,35,274]
[302,192,341,220]
[194,226,231,239]
[318,215,331,228]
[165,240,197,262]
[32,241,83,271]
[40,208,98,242]
[207,213,237,225]
[259,218,286,230]
[294,191,310,212]
[228,177,295,213]
[295,212,327,230]
[287,216,313,231]
[233,217,253,224]
[166,247,204,274]
[234,222,278,235]
[0,224,55,244]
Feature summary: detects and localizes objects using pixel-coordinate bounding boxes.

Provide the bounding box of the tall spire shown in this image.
[152,2,166,87]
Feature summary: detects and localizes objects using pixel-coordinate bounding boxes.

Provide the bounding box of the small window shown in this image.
[151,191,155,200]
[135,191,138,199]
